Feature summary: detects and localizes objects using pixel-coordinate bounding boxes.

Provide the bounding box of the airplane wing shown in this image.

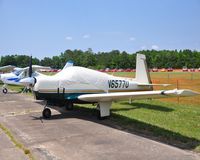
[137,83,171,87]
[78,89,199,102]
[0,65,16,72]
[24,65,51,71]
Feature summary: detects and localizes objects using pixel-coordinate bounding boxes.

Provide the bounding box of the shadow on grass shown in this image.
[113,102,174,112]
[31,104,200,151]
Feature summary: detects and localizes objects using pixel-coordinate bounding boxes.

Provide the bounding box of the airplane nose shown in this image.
[19,77,36,86]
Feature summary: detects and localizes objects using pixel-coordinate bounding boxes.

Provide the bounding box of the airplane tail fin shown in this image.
[135,54,152,84]
[63,60,74,69]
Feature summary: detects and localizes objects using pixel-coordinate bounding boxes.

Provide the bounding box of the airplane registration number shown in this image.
[108,80,129,88]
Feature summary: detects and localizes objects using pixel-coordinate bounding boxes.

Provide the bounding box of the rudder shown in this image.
[135,54,152,84]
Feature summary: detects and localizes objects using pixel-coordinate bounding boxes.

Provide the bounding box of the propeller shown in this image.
[29,55,32,77]
[19,55,36,87]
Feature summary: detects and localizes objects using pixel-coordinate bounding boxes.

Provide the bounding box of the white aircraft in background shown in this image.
[0,57,51,93]
[0,59,74,94]
[20,54,198,119]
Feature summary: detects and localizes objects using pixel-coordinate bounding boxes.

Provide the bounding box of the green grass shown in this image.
[109,71,200,79]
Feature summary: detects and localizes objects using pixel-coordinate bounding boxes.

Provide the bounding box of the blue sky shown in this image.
[0,0,200,58]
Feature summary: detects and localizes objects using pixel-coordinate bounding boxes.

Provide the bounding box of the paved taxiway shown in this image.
[0,92,199,160]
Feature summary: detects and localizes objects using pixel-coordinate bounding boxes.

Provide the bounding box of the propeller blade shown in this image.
[29,55,32,77]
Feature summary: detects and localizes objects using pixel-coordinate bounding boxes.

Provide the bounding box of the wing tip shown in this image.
[176,89,199,96]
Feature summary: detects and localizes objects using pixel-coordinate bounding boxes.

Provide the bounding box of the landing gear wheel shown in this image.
[65,102,74,110]
[2,88,8,94]
[42,108,51,119]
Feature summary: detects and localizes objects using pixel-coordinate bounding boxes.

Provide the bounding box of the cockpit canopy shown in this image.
[12,69,23,76]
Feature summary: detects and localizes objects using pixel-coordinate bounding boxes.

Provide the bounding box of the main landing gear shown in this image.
[2,84,8,94]
[65,101,74,110]
[41,101,112,120]
[42,108,51,119]
[42,102,52,119]
[42,101,74,119]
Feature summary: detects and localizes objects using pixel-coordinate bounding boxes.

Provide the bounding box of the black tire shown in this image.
[42,108,51,119]
[65,102,74,110]
[2,88,8,94]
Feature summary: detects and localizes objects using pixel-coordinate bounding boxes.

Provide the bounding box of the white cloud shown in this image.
[83,34,90,39]
[129,37,136,41]
[151,45,159,50]
[65,36,72,40]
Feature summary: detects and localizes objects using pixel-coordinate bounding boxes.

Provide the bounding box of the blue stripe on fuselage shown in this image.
[7,77,21,82]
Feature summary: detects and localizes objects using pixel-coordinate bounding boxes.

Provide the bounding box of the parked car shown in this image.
[182,66,188,72]
[124,68,132,72]
[99,69,105,72]
[152,67,158,72]
[161,68,166,72]
[105,68,110,72]
[117,69,123,72]
[167,68,173,72]
[110,69,117,72]
[189,68,195,72]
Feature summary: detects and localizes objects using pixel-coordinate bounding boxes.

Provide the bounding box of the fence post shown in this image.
[177,80,179,103]
[167,73,170,82]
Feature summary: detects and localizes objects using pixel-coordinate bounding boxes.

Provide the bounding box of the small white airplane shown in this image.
[0,58,51,94]
[20,54,199,119]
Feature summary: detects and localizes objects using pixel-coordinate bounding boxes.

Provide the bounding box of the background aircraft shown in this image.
[20,54,198,119]
[0,57,51,93]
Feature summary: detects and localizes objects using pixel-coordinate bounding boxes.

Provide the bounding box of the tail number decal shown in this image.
[108,80,129,88]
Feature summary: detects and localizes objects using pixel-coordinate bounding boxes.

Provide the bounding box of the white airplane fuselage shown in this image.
[0,72,23,86]
[33,66,152,103]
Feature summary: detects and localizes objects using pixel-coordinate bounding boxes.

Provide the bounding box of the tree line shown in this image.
[1,49,200,69]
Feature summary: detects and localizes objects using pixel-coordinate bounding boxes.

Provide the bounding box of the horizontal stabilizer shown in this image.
[137,83,171,87]
[24,65,51,71]
[78,89,199,102]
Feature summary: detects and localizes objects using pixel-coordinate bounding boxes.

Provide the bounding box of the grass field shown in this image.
[110,71,200,105]
[1,71,200,152]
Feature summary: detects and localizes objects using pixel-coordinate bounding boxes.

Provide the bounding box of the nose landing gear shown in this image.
[42,101,74,119]
[42,108,51,119]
